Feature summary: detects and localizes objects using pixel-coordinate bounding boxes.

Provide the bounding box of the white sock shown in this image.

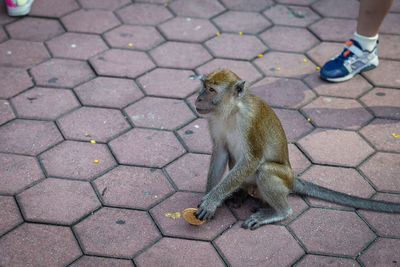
[354,32,378,51]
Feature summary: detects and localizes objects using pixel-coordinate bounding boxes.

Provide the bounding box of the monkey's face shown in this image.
[195,83,219,114]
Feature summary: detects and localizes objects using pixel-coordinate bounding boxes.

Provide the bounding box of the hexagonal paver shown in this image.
[94,166,174,209]
[312,0,359,19]
[360,88,400,119]
[220,0,273,12]
[138,68,199,98]
[309,18,357,42]
[109,128,185,167]
[0,40,50,69]
[0,119,62,156]
[125,97,195,130]
[259,26,318,52]
[297,129,374,167]
[46,32,108,60]
[40,141,116,180]
[74,77,144,109]
[263,5,320,27]
[205,34,266,60]
[296,255,359,266]
[288,144,311,175]
[169,0,225,19]
[11,87,80,120]
[250,77,316,108]
[150,192,236,240]
[0,66,33,98]
[74,207,160,257]
[17,178,101,225]
[58,107,130,142]
[135,237,225,266]
[104,25,163,51]
[29,0,79,17]
[196,59,262,84]
[78,0,130,10]
[213,11,271,34]
[360,119,400,152]
[302,97,373,130]
[150,42,211,69]
[363,60,400,88]
[6,17,64,42]
[117,3,172,25]
[70,256,133,267]
[0,25,7,42]
[290,208,375,256]
[90,49,155,78]
[360,152,400,192]
[61,9,120,34]
[158,17,217,42]
[379,34,400,60]
[165,153,210,192]
[177,119,212,154]
[306,41,344,67]
[274,109,313,142]
[0,223,81,266]
[381,13,400,35]
[215,224,304,266]
[0,100,15,126]
[254,52,316,78]
[304,72,372,98]
[0,196,22,236]
[359,238,400,266]
[31,59,95,88]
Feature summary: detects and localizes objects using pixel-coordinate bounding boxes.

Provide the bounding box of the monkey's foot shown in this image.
[225,189,248,208]
[241,208,292,230]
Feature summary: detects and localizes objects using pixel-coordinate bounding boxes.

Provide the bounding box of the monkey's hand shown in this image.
[195,193,220,221]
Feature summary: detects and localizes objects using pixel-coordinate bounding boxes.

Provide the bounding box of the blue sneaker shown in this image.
[320,39,379,82]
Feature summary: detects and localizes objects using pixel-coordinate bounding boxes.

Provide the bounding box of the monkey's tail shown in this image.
[292,178,400,213]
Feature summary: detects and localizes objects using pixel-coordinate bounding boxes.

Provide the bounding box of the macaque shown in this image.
[189,69,400,230]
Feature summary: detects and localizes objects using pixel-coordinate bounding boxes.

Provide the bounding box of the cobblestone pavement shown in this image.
[1,0,400,266]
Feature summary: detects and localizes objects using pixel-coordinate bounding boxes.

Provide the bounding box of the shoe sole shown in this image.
[6,0,34,16]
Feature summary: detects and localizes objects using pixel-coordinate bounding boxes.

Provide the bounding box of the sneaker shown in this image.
[320,39,379,82]
[5,0,34,16]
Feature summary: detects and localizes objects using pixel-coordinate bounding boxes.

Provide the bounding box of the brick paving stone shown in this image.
[0,40,50,69]
[17,178,101,225]
[150,42,212,69]
[197,59,262,84]
[0,66,33,98]
[138,68,199,98]
[220,0,273,12]
[296,255,359,266]
[251,77,316,108]
[61,9,120,34]
[0,100,15,126]
[29,0,79,17]
[169,0,225,19]
[0,153,44,195]
[0,27,6,42]
[263,5,320,27]
[0,196,22,236]
[360,119,400,152]
[90,49,155,78]
[363,60,400,88]
[359,152,400,192]
[117,3,172,25]
[165,153,210,192]
[259,26,318,53]
[6,17,64,42]
[274,108,313,142]
[205,34,267,60]
[290,208,375,256]
[150,192,236,240]
[0,119,62,156]
[75,77,143,109]
[46,32,108,60]
[74,207,160,257]
[70,256,134,267]
[297,129,374,167]
[158,17,218,42]
[312,0,359,19]
[0,223,81,266]
[58,107,130,142]
[11,87,80,120]
[275,0,314,5]
[216,224,304,266]
[94,166,174,209]
[306,42,344,68]
[360,88,400,119]
[302,97,373,130]
[304,72,372,98]
[125,97,195,130]
[213,11,271,34]
[392,0,400,12]
[40,141,116,180]
[380,13,400,35]
[359,238,400,266]
[254,52,316,78]
[177,118,212,154]
[31,58,95,88]
[109,128,185,167]
[104,25,164,51]
[379,34,400,60]
[135,237,225,267]
[288,144,311,174]
[309,18,357,42]
[78,0,130,10]
[0,1,15,24]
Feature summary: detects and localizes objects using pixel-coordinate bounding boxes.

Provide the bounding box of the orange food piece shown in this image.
[182,208,206,225]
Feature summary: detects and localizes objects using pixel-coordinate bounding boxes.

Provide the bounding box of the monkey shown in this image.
[189,69,400,230]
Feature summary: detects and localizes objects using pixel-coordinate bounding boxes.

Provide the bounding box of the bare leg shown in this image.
[357,0,394,37]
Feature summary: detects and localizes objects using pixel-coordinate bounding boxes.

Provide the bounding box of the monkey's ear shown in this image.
[233,80,246,98]
[188,74,206,81]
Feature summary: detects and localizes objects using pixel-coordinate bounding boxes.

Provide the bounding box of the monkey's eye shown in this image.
[209,88,216,93]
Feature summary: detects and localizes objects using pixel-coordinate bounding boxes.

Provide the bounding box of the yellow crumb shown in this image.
[307,118,311,122]
[316,66,321,70]
[216,32,220,36]
[303,58,307,62]
[276,67,281,71]
[93,160,99,163]
[165,212,180,219]
[90,140,96,144]
[84,133,89,136]
[239,32,242,35]
[164,3,168,6]
[257,54,263,58]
